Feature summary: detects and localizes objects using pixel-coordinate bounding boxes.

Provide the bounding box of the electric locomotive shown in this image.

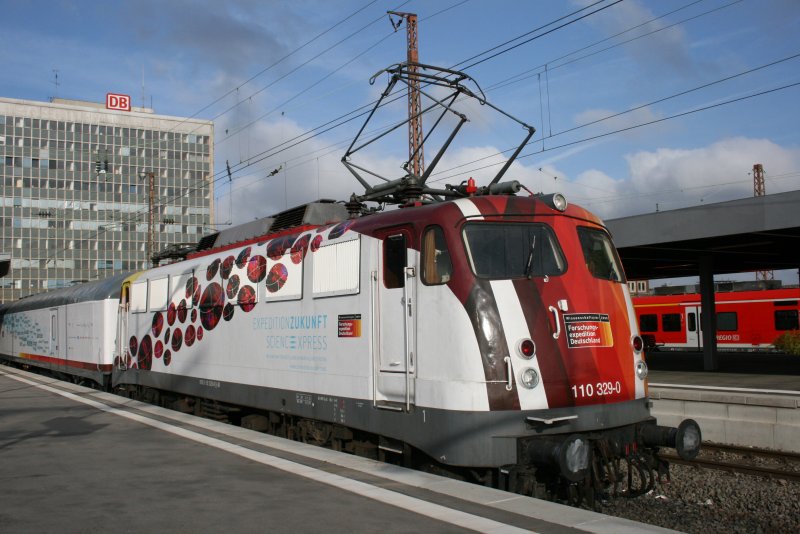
[0,64,701,503]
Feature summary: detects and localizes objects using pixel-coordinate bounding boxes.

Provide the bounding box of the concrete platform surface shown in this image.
[0,366,674,534]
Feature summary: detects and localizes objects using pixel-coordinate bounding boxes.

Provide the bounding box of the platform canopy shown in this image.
[606,190,800,280]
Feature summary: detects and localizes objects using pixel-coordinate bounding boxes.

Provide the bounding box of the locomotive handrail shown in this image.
[549,306,561,339]
[404,266,416,412]
[504,356,513,391]
[370,271,378,409]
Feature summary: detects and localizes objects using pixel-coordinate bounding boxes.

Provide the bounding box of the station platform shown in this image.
[0,366,671,534]
[648,351,800,392]
[646,351,800,453]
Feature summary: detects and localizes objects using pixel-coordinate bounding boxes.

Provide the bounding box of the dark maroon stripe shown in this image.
[511,280,574,408]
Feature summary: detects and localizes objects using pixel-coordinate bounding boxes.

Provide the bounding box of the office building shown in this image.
[0,96,214,303]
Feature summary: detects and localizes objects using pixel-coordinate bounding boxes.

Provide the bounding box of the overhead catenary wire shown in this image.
[427,80,800,185]
[39,1,473,267]
[39,0,780,268]
[426,52,800,183]
[215,0,736,193]
[223,0,733,194]
[210,0,628,190]
[485,0,722,92]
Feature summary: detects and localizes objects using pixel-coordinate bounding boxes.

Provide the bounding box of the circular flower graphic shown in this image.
[199,282,224,331]
[266,264,288,293]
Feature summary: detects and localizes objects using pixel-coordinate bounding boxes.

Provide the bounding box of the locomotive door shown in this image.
[685,306,701,348]
[374,230,416,409]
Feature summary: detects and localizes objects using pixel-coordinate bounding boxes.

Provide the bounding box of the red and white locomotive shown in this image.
[633,289,800,351]
[0,64,700,503]
[0,193,701,501]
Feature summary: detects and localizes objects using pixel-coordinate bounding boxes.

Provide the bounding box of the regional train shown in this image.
[633,289,800,351]
[0,63,701,505]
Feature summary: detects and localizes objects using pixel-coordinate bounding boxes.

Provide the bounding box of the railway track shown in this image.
[661,442,800,483]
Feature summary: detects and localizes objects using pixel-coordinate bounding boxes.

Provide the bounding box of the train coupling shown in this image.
[640,419,702,460]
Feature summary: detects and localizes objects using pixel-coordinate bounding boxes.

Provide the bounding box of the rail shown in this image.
[660,442,800,483]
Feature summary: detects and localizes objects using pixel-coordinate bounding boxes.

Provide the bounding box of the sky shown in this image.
[2,0,799,283]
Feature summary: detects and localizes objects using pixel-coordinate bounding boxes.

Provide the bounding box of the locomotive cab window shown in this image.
[577,227,625,282]
[462,223,565,279]
[422,226,452,285]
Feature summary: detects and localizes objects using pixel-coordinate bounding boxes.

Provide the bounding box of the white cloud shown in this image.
[576,137,800,219]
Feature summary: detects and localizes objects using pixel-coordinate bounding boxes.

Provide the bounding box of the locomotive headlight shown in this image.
[636,359,648,380]
[517,338,536,359]
[632,335,644,353]
[552,193,568,212]
[539,192,568,212]
[519,367,539,389]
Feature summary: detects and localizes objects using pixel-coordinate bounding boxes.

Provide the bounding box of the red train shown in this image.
[632,288,800,351]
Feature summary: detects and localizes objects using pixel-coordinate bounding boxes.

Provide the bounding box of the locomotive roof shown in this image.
[0,272,130,314]
[347,195,606,233]
[194,201,349,255]
[171,195,605,264]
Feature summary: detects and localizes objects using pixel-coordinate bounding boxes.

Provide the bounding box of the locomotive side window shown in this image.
[462,223,565,279]
[130,280,148,313]
[775,310,799,331]
[312,238,360,297]
[662,313,682,332]
[422,226,452,285]
[639,314,658,332]
[148,277,169,312]
[384,234,407,289]
[717,311,738,331]
[577,227,625,282]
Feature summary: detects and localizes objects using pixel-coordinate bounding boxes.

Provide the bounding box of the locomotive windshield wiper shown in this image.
[525,235,536,279]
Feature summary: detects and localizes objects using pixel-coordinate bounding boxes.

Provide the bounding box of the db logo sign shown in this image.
[106,93,131,111]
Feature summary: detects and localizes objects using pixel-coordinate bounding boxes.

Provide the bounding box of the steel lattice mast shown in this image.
[388,11,425,178]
